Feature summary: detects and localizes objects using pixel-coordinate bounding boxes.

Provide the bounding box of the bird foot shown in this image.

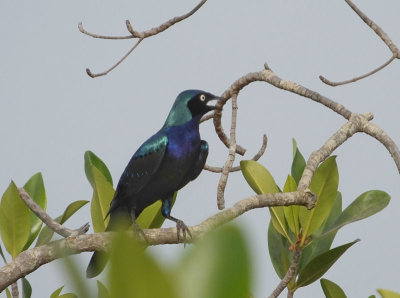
[132,222,149,245]
[176,220,192,244]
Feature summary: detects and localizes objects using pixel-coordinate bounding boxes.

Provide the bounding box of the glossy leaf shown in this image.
[23,173,47,249]
[299,192,342,273]
[377,289,400,298]
[320,190,390,239]
[50,286,64,298]
[5,287,12,298]
[36,200,89,246]
[291,139,306,184]
[296,239,359,287]
[299,156,339,240]
[320,278,347,298]
[240,160,288,239]
[97,280,110,298]
[85,151,113,186]
[22,277,32,298]
[282,175,299,235]
[0,181,31,258]
[136,192,177,229]
[109,231,175,298]
[176,225,251,298]
[89,166,115,232]
[268,221,291,279]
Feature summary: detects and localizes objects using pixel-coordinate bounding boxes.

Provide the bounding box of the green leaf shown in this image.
[291,139,306,184]
[299,156,339,240]
[369,296,377,298]
[89,166,115,232]
[283,175,299,235]
[136,192,177,229]
[320,278,347,298]
[22,277,32,298]
[0,181,31,258]
[36,200,89,246]
[0,243,7,264]
[85,151,113,186]
[109,231,175,298]
[320,190,390,239]
[377,289,400,298]
[57,294,78,298]
[268,221,291,279]
[5,287,12,298]
[299,192,342,273]
[240,160,289,240]
[296,239,359,288]
[97,280,110,298]
[22,173,47,250]
[50,286,64,298]
[176,225,251,298]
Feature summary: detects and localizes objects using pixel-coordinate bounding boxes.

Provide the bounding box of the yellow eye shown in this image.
[200,94,206,101]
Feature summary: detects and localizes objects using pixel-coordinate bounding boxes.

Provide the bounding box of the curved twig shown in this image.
[18,188,89,238]
[268,247,301,298]
[216,93,238,209]
[320,0,399,86]
[80,0,208,77]
[319,55,396,86]
[0,189,316,292]
[204,134,267,173]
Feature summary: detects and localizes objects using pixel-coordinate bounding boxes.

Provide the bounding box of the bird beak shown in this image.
[206,96,221,111]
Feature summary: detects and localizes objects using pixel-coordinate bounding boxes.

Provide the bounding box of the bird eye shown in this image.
[200,94,206,101]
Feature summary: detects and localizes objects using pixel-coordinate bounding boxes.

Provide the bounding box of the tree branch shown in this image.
[18,188,89,238]
[204,134,267,173]
[216,93,238,209]
[80,0,208,77]
[0,189,316,292]
[320,0,399,86]
[268,247,301,298]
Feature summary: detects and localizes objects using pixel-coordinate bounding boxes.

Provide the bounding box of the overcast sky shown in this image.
[1,1,400,297]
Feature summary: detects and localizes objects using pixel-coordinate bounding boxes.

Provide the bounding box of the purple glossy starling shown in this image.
[86,90,219,277]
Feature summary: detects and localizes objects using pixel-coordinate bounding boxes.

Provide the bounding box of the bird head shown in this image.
[164,90,219,127]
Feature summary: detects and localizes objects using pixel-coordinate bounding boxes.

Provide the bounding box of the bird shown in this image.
[86,89,219,278]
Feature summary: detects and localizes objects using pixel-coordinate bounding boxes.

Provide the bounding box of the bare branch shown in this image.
[216,93,238,209]
[0,189,316,291]
[268,247,301,298]
[204,134,267,173]
[345,0,399,55]
[18,188,89,238]
[319,55,396,86]
[11,282,18,298]
[320,0,399,86]
[86,38,143,78]
[80,0,208,77]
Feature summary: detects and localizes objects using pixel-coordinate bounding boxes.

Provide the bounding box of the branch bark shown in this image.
[0,190,316,292]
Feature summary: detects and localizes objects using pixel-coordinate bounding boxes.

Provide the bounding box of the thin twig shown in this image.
[268,247,301,298]
[80,0,208,77]
[18,188,89,238]
[345,0,399,55]
[204,134,267,173]
[86,38,143,78]
[216,93,238,209]
[0,189,316,292]
[319,55,396,86]
[11,282,18,298]
[320,0,399,86]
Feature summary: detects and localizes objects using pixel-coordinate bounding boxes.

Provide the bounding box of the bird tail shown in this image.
[86,207,133,278]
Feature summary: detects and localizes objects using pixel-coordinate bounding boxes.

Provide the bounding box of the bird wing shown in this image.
[113,131,168,202]
[188,140,209,181]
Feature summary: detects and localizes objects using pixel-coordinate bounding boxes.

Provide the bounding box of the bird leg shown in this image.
[130,209,149,244]
[161,195,192,243]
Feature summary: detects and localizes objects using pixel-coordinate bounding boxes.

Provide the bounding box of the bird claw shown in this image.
[132,222,149,245]
[176,220,192,244]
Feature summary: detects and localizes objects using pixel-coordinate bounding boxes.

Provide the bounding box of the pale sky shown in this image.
[1,1,400,297]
